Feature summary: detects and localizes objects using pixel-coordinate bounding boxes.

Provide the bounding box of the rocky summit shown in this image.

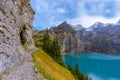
[0,0,34,73]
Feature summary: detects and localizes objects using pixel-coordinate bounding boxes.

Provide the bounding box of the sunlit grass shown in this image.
[32,48,75,80]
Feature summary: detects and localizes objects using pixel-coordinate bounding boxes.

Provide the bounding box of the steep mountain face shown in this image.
[83,22,120,55]
[49,21,84,53]
[50,20,120,55]
[0,0,34,73]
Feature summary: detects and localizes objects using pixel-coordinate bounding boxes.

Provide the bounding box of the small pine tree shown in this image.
[75,64,79,75]
[41,29,52,54]
[51,39,64,66]
[86,75,89,80]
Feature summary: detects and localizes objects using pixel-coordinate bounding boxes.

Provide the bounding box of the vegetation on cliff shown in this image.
[41,29,64,66]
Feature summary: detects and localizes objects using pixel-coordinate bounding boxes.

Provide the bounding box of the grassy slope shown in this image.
[32,48,75,80]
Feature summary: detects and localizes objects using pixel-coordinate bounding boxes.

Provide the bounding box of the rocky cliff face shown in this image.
[49,21,120,55]
[0,0,34,73]
[83,22,120,55]
[49,21,84,53]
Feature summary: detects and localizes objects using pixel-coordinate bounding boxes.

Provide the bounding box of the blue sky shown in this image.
[30,0,120,30]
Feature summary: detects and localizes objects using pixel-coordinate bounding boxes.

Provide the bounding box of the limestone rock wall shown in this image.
[58,33,84,54]
[0,0,34,73]
[48,21,84,54]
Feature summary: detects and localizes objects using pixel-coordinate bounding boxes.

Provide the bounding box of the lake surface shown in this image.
[63,53,120,80]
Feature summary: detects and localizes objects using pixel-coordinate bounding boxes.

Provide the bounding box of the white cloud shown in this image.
[68,0,120,28]
[57,8,65,14]
[68,13,120,28]
[31,0,120,29]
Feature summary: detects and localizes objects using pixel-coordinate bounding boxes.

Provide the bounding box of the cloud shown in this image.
[68,0,120,27]
[30,0,120,30]
[57,8,65,14]
[68,14,120,27]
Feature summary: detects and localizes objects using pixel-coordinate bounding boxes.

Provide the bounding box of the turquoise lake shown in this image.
[63,53,120,80]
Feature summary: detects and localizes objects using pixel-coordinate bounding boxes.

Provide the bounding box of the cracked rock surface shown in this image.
[0,0,34,73]
[2,48,37,80]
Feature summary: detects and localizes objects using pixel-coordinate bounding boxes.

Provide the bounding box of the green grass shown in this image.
[32,48,75,80]
[0,74,2,80]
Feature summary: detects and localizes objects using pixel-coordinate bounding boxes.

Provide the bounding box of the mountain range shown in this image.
[35,20,120,55]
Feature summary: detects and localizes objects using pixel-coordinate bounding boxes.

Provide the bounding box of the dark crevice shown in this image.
[0,7,6,14]
[20,26,26,45]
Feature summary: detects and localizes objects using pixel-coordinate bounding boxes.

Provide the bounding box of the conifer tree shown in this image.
[41,29,52,54]
[51,39,64,66]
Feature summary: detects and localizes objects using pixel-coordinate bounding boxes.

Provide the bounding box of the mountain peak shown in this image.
[86,22,104,31]
[90,22,104,28]
[72,24,85,31]
[57,21,72,28]
[57,21,68,27]
[62,21,67,24]
[52,21,75,34]
[94,22,104,26]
